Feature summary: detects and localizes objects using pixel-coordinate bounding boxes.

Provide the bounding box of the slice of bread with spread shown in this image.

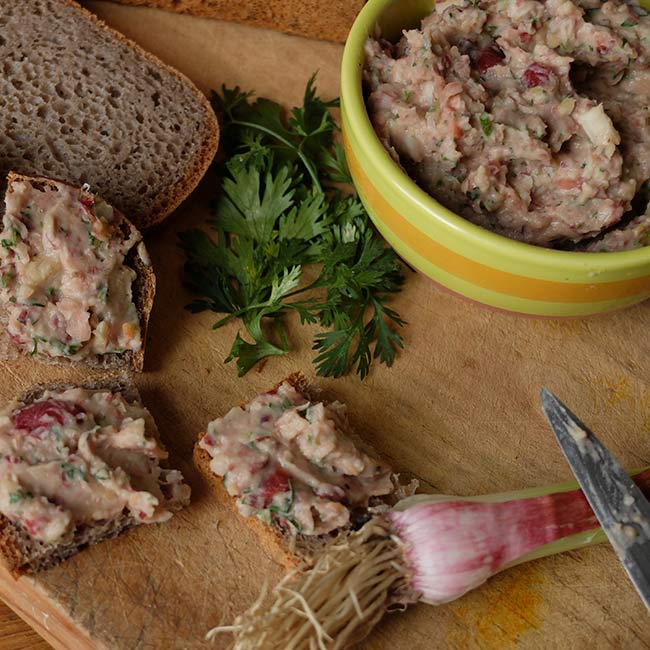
[107,0,364,43]
[0,374,191,576]
[0,172,155,371]
[194,373,414,568]
[0,0,219,230]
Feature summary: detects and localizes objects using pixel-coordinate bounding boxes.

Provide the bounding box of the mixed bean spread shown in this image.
[0,178,144,359]
[200,382,394,536]
[0,387,188,544]
[365,0,650,250]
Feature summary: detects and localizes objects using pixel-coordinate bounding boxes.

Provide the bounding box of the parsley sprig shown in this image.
[179,76,405,379]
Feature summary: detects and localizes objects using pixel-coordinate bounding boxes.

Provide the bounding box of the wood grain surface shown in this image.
[0,601,50,650]
[1,2,650,649]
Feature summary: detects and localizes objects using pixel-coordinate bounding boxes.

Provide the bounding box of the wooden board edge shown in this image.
[0,563,99,650]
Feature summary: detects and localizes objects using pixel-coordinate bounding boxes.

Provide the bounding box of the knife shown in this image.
[541,388,650,609]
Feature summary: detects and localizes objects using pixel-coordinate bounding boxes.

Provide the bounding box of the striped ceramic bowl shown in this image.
[341,0,650,316]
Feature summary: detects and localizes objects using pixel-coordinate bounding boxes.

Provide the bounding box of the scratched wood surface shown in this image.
[1,2,650,649]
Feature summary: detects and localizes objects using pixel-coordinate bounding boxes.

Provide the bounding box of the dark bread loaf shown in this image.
[194,372,414,569]
[107,0,365,43]
[0,0,219,230]
[0,374,190,576]
[0,172,155,371]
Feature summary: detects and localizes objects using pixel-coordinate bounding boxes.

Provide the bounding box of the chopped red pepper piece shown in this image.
[261,467,290,505]
[79,197,95,218]
[13,399,81,432]
[476,44,505,73]
[523,63,551,88]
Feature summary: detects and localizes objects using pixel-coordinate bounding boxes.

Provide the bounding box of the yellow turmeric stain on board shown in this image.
[600,375,631,407]
[592,373,650,431]
[446,564,545,648]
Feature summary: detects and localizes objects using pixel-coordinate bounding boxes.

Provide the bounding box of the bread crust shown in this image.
[0,172,155,372]
[0,512,134,578]
[106,0,364,43]
[0,373,185,576]
[193,444,299,570]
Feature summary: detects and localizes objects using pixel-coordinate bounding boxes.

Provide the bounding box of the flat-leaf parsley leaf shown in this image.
[179,75,406,379]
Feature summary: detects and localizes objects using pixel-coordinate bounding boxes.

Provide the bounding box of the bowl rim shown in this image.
[341,0,650,275]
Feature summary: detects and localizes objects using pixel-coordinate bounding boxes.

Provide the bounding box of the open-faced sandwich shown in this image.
[0,173,154,370]
[0,375,190,575]
[194,373,413,567]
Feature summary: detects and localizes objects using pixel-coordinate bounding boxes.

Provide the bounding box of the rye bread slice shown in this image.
[194,372,414,569]
[0,172,155,372]
[0,373,190,576]
[107,0,364,43]
[0,0,219,230]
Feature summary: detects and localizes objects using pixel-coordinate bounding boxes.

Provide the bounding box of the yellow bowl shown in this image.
[341,0,650,316]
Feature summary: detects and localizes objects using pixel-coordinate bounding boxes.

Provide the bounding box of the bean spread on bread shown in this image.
[0,387,189,543]
[0,177,145,360]
[200,381,394,536]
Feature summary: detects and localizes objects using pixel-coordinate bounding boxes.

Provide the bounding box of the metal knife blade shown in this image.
[541,388,650,609]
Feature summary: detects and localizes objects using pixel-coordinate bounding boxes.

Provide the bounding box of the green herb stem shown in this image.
[228,118,323,191]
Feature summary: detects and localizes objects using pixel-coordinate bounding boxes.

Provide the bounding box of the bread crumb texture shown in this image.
[0,0,218,229]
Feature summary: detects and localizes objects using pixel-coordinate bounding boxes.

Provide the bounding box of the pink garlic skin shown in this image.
[388,490,600,604]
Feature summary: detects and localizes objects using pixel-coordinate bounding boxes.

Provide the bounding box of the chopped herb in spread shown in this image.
[479,113,492,137]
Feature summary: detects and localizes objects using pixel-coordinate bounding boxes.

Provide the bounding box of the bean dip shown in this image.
[364,0,650,250]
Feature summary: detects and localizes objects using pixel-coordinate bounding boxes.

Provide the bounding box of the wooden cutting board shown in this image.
[1,2,650,648]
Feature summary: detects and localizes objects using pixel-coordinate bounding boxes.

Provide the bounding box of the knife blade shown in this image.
[541,388,650,609]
